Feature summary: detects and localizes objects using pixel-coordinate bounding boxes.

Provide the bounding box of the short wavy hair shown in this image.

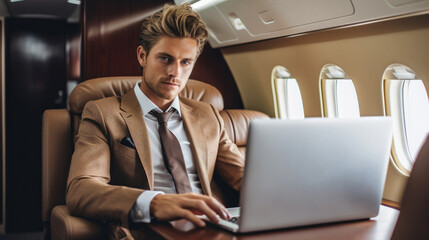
[138,3,208,57]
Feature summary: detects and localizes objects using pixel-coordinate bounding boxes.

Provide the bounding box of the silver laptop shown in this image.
[205,117,392,233]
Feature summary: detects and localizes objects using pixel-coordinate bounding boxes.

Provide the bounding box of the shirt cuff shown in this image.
[130,191,164,223]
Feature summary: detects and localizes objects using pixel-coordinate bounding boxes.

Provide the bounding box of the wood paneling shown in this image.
[67,23,81,81]
[192,44,243,109]
[82,0,243,109]
[0,19,3,227]
[82,0,165,80]
[5,18,67,233]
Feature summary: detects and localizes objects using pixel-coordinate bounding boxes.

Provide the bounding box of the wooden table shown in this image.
[141,206,399,240]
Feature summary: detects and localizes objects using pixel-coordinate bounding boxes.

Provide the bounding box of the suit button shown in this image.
[136,210,143,219]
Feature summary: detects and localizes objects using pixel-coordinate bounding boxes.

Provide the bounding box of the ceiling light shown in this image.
[10,0,25,3]
[68,0,81,5]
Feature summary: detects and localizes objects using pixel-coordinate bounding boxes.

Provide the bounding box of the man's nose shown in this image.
[168,61,181,77]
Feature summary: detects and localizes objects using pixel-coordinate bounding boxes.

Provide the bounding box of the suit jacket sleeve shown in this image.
[66,100,143,227]
[211,105,245,192]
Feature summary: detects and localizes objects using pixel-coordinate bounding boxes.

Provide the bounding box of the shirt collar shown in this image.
[134,81,182,117]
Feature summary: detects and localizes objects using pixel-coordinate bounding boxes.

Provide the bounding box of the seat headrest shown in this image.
[220,109,270,147]
[69,76,224,114]
[180,79,224,111]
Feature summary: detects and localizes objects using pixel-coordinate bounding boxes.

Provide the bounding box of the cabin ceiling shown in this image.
[177,0,429,48]
[0,0,80,21]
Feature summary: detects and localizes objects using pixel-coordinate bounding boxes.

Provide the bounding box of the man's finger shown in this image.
[203,197,230,220]
[180,198,220,223]
[184,194,229,220]
[178,209,206,227]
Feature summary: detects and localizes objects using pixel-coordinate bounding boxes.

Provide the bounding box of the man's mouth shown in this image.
[161,80,180,87]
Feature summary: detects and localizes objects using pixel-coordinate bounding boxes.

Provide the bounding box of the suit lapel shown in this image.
[120,91,154,190]
[180,99,211,196]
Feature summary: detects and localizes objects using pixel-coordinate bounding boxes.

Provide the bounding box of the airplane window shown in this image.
[320,64,360,118]
[271,66,305,119]
[404,80,429,160]
[383,64,429,173]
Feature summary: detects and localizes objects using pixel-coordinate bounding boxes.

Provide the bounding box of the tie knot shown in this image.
[150,109,174,125]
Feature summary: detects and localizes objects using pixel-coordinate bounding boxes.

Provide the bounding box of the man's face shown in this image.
[137,36,198,108]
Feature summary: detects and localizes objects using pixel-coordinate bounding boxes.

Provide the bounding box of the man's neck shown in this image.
[151,98,171,112]
[140,84,173,112]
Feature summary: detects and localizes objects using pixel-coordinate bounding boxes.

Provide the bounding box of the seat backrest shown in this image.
[42,77,224,226]
[391,136,429,239]
[68,76,224,138]
[213,109,269,207]
[220,109,269,156]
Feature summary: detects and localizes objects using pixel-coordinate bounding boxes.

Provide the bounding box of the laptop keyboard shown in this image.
[227,216,240,225]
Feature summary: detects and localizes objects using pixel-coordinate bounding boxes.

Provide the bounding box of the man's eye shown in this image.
[182,60,191,65]
[160,57,169,62]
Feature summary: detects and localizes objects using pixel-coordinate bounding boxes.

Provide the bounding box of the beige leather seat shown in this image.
[42,76,268,239]
[391,136,429,240]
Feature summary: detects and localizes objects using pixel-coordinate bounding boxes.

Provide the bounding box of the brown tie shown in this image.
[150,109,193,194]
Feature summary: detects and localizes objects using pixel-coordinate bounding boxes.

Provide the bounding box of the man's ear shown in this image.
[137,46,147,67]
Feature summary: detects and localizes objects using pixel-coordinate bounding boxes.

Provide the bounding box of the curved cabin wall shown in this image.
[222,13,429,203]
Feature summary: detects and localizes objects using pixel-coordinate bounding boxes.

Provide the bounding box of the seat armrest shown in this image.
[42,109,72,223]
[51,205,104,240]
[215,109,269,206]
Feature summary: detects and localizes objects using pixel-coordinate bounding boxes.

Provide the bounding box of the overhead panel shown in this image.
[215,0,354,36]
[387,0,425,6]
[191,0,238,43]
[177,0,429,48]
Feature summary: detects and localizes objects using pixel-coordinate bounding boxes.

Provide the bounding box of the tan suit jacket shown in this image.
[66,89,245,231]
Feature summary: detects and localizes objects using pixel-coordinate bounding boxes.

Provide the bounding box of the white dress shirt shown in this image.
[130,82,203,223]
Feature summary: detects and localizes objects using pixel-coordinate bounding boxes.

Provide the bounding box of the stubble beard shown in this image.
[142,70,176,102]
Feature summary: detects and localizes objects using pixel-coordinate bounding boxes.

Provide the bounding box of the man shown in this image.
[66,3,245,238]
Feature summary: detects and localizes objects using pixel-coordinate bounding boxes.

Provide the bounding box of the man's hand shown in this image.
[150,193,231,227]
